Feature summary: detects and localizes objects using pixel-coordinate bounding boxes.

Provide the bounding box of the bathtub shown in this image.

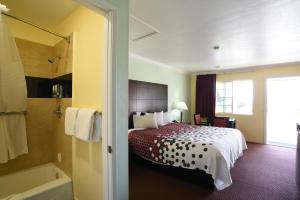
[0,163,72,200]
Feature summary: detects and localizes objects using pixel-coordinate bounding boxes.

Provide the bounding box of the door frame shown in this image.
[74,0,119,199]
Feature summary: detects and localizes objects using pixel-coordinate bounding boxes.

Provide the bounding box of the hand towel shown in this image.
[75,108,101,142]
[65,107,79,135]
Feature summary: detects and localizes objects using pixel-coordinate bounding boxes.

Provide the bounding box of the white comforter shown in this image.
[160,126,247,190]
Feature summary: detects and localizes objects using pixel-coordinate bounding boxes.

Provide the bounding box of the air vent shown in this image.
[129,15,160,42]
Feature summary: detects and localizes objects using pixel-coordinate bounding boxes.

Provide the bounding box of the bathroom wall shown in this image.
[52,98,73,178]
[53,35,73,77]
[0,38,55,175]
[16,36,73,79]
[53,6,106,200]
[0,30,73,176]
[5,16,56,46]
[16,38,53,78]
[0,99,55,176]
[1,1,130,199]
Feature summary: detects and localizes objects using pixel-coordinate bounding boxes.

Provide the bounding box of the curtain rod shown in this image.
[1,12,70,43]
[0,111,27,116]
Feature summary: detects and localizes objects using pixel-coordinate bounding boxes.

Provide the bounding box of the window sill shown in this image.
[216,113,253,116]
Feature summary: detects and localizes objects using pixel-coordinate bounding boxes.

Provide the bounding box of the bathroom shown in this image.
[0,0,108,199]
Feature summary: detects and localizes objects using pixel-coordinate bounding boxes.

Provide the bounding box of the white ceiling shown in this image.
[0,0,78,29]
[130,0,300,73]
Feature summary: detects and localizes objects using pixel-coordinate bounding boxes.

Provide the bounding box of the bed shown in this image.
[128,80,247,190]
[129,122,247,190]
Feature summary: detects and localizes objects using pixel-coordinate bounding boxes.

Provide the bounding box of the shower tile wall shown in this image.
[0,99,55,175]
[16,37,74,78]
[53,98,72,178]
[0,38,73,176]
[53,35,73,77]
[16,38,53,78]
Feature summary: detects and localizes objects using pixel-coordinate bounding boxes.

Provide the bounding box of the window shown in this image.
[216,80,253,115]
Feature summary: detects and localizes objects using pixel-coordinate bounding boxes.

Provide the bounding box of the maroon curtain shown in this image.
[195,74,216,120]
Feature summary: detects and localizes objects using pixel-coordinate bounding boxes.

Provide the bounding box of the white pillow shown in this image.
[133,113,158,129]
[146,111,164,126]
[155,111,164,126]
[163,111,172,125]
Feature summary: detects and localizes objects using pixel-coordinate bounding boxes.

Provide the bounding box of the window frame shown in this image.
[216,80,254,116]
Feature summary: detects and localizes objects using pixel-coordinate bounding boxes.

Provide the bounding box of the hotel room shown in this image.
[128,0,300,200]
[0,0,300,199]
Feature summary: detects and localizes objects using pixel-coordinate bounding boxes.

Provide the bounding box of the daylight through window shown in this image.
[216,80,253,115]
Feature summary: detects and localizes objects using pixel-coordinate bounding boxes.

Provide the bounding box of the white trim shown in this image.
[105,9,116,200]
[264,78,268,145]
[129,15,160,42]
[75,0,116,11]
[129,53,188,74]
[73,1,117,200]
[193,61,300,76]
[130,14,160,34]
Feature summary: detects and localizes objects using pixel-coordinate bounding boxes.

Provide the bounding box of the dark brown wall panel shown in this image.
[128,80,168,129]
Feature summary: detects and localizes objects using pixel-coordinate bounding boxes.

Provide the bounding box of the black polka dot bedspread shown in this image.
[128,123,247,190]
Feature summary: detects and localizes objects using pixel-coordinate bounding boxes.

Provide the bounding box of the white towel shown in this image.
[65,107,79,136]
[0,10,28,164]
[92,113,101,141]
[75,108,101,142]
[0,115,28,164]
[0,15,27,113]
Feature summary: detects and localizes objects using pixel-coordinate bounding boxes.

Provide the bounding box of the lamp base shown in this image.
[180,112,183,122]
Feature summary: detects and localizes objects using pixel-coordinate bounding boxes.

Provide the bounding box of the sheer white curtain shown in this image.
[0,10,28,163]
[267,77,300,148]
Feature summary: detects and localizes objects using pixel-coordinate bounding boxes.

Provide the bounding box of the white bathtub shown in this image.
[0,163,72,200]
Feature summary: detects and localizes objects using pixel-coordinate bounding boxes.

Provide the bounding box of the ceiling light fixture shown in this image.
[213,45,220,50]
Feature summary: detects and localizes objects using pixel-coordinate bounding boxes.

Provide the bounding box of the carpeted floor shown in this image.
[129,143,300,200]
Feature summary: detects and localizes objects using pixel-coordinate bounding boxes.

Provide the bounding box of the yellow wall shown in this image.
[54,6,107,200]
[191,64,300,143]
[5,17,56,46]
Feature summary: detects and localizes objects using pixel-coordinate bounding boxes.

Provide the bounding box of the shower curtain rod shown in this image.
[1,12,70,43]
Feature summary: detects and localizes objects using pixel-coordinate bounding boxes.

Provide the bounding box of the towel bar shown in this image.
[0,111,27,116]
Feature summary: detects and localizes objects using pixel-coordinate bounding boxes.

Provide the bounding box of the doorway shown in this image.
[266,77,300,148]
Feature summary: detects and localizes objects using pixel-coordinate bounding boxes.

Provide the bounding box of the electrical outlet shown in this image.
[57,153,62,163]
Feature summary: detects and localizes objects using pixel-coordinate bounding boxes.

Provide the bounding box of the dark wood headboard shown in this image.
[129,80,168,129]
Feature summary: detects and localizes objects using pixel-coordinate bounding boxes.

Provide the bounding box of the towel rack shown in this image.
[0,111,27,116]
[95,111,102,115]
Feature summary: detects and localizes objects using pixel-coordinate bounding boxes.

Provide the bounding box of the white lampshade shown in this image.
[176,101,188,111]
